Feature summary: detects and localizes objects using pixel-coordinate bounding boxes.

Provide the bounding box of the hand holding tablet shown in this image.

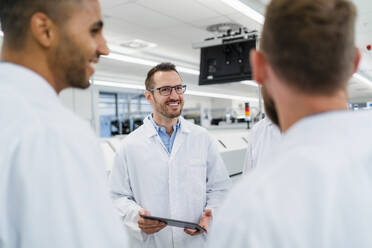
[138,210,167,235]
[139,214,207,233]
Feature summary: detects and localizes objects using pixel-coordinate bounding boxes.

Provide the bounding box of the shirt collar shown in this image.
[148,114,181,133]
[143,114,186,138]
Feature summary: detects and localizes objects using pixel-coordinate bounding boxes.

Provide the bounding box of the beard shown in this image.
[48,31,90,90]
[154,98,184,119]
[261,86,280,127]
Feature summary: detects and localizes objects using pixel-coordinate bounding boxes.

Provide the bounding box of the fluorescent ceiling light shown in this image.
[353,73,372,86]
[120,39,157,49]
[104,52,200,75]
[93,80,145,90]
[187,89,258,102]
[92,80,258,102]
[105,53,156,67]
[220,0,265,25]
[240,80,259,87]
[177,67,200,75]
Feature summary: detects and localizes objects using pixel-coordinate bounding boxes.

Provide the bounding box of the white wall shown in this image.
[211,98,233,109]
[59,87,96,130]
[184,95,212,109]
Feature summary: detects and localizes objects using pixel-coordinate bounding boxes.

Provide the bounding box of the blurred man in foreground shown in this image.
[0,0,128,247]
[208,0,372,247]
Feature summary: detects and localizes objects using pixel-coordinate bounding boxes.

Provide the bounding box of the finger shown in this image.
[185,229,202,236]
[138,218,160,225]
[204,209,212,217]
[157,224,167,232]
[139,223,164,229]
[144,219,161,225]
[138,209,153,224]
[141,225,166,234]
[139,209,151,216]
[139,221,167,229]
[184,228,197,235]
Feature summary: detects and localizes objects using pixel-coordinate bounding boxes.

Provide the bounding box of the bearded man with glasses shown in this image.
[110,62,231,248]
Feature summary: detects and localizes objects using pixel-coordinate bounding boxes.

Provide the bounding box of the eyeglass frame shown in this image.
[148,84,187,96]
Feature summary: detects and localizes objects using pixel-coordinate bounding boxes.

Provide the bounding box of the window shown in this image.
[99,92,152,137]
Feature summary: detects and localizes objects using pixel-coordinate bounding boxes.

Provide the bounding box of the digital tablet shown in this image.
[140,215,207,233]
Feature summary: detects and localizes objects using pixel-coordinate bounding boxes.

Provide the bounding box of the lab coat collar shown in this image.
[143,114,191,138]
[0,62,59,105]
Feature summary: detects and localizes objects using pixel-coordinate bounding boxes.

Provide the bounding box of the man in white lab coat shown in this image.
[0,0,128,247]
[110,62,231,248]
[243,86,281,174]
[208,0,372,247]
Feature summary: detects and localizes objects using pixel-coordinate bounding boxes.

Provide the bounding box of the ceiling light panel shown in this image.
[220,0,264,24]
[104,53,199,75]
[120,39,157,49]
[92,80,257,102]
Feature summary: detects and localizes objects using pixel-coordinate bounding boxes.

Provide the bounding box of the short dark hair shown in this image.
[0,0,80,49]
[145,62,180,90]
[261,0,357,95]
[262,86,279,127]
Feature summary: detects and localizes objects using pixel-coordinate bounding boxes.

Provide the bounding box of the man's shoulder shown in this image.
[0,83,32,122]
[2,116,101,166]
[2,99,98,155]
[181,118,209,135]
[119,124,147,145]
[251,118,278,135]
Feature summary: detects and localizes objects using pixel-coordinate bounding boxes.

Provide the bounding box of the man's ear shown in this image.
[250,50,268,86]
[352,47,361,74]
[29,12,58,48]
[145,90,153,104]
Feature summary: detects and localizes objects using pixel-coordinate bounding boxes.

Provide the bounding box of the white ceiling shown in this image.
[95,0,372,102]
[96,0,265,100]
[2,0,371,102]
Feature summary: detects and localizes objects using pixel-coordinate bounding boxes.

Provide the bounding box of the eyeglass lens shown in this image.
[159,85,185,95]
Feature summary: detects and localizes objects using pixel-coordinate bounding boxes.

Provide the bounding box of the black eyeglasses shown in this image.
[149,85,186,96]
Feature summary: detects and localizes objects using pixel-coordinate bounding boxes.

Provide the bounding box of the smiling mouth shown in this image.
[167,102,180,109]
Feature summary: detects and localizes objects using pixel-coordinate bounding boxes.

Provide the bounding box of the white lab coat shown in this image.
[243,118,281,174]
[0,63,128,247]
[208,110,372,248]
[110,115,231,248]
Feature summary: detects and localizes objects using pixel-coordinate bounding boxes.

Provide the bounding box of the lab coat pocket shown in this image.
[183,159,207,205]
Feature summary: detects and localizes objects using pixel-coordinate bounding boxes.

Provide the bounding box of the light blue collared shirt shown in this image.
[148,115,180,154]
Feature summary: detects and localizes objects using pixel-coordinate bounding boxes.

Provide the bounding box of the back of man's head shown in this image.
[0,0,79,49]
[261,0,357,95]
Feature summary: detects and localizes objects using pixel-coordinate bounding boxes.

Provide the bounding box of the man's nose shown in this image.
[169,87,179,99]
[98,35,110,56]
